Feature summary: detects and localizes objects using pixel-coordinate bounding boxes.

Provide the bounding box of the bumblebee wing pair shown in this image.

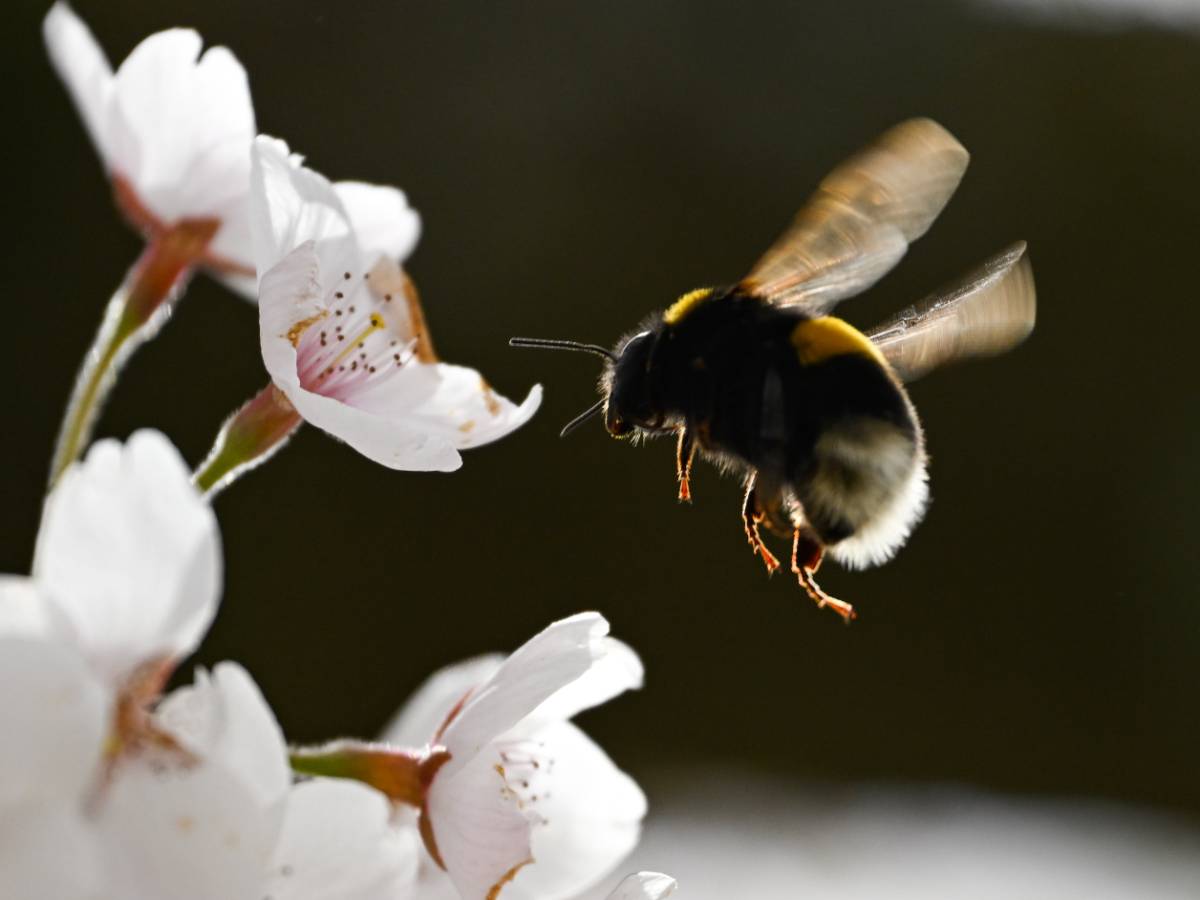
[744,117,1034,380]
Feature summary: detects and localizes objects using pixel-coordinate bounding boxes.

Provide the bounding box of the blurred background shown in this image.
[5,0,1200,894]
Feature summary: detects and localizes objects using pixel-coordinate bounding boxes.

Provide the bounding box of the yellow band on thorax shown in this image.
[791,316,887,367]
[663,287,714,325]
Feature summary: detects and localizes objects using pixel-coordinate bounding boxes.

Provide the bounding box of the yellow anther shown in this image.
[327,313,387,371]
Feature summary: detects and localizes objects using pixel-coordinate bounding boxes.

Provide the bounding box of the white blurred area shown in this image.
[585,771,1200,900]
[976,0,1200,30]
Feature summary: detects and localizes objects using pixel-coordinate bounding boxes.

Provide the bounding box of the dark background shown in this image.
[5,0,1200,817]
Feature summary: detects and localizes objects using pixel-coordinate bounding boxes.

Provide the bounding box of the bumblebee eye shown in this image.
[606,415,632,438]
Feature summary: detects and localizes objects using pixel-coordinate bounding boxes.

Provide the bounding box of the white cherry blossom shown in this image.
[95,661,421,900]
[43,2,256,278]
[249,135,541,471]
[30,430,220,688]
[94,663,290,900]
[0,431,420,898]
[383,612,646,900]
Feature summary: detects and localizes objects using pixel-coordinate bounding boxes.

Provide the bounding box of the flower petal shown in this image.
[425,748,532,900]
[607,872,678,900]
[505,721,646,900]
[34,430,221,685]
[439,613,610,775]
[290,377,466,471]
[0,637,108,810]
[250,136,357,286]
[156,662,290,811]
[0,577,52,637]
[257,240,325,393]
[350,362,542,451]
[96,755,278,900]
[524,637,643,730]
[380,654,504,748]
[108,28,254,226]
[205,192,255,284]
[43,3,114,168]
[266,779,420,900]
[335,181,421,266]
[0,802,104,900]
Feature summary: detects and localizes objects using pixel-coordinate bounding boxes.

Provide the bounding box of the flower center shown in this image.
[295,270,417,399]
[495,738,555,824]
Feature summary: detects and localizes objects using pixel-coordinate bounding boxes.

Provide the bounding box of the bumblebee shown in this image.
[512,119,1035,621]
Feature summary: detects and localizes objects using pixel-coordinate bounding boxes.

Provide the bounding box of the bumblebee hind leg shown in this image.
[741,474,781,574]
[676,427,696,502]
[792,528,856,623]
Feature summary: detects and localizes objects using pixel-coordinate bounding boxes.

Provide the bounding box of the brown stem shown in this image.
[49,219,219,489]
[289,741,449,808]
[192,383,303,497]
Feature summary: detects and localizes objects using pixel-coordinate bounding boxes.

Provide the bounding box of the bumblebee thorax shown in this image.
[663,287,715,326]
[790,316,889,368]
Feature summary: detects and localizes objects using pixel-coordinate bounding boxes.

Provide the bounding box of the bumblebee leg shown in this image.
[792,529,856,623]
[741,476,781,574]
[676,427,697,502]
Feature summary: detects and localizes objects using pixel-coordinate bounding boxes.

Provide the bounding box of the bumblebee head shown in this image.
[508,331,660,439]
[604,330,658,438]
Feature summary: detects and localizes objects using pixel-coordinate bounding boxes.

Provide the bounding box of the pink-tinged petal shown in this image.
[250,136,357,285]
[350,362,542,451]
[380,654,504,748]
[335,181,421,266]
[505,721,646,900]
[257,241,325,393]
[43,3,114,168]
[0,637,108,810]
[607,873,678,900]
[291,376,465,471]
[266,780,420,900]
[156,663,290,811]
[108,28,254,226]
[34,430,221,685]
[425,749,532,900]
[0,577,51,637]
[96,756,278,900]
[439,613,610,775]
[0,802,104,900]
[523,638,643,731]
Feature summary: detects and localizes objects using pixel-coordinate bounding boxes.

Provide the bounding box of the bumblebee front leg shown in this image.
[741,475,781,574]
[791,528,856,623]
[676,427,697,502]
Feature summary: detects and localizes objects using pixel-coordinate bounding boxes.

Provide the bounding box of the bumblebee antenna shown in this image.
[559,399,606,438]
[509,336,617,362]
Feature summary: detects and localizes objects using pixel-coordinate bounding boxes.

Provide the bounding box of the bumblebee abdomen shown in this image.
[798,411,928,569]
[774,317,929,568]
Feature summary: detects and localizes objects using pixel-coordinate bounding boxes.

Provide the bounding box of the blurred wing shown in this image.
[867,241,1036,382]
[742,118,970,314]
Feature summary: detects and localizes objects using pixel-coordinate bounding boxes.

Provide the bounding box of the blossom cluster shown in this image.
[0,432,651,899]
[4,5,679,899]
